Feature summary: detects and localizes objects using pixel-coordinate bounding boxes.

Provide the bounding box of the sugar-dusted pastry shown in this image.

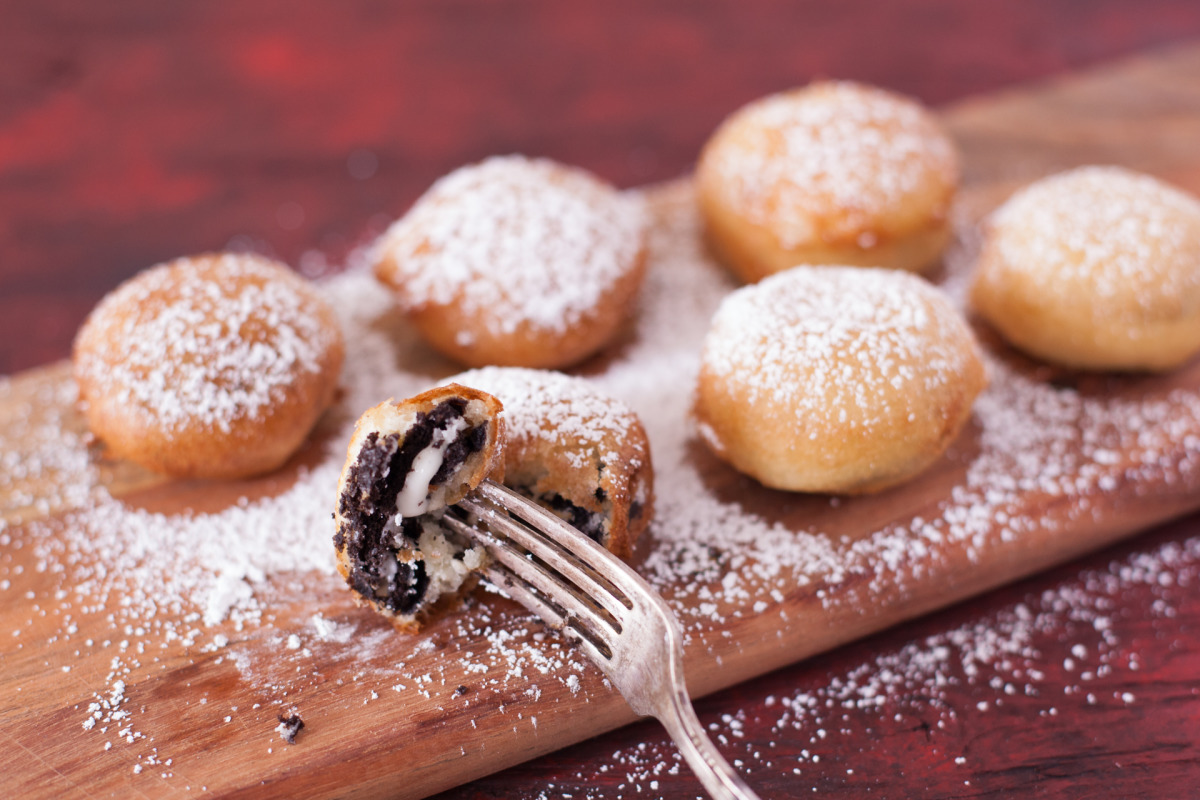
[334,384,505,630]
[696,81,959,282]
[449,367,653,559]
[373,155,648,369]
[73,253,344,480]
[694,266,985,494]
[970,166,1200,371]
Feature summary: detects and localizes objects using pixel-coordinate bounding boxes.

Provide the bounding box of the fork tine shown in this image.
[472,482,623,577]
[458,491,620,595]
[479,562,615,663]
[442,513,617,661]
[478,562,565,625]
[459,487,634,622]
[473,482,646,608]
[469,483,686,645]
[442,512,618,637]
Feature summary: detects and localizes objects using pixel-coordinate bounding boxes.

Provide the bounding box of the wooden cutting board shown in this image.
[5,43,1200,800]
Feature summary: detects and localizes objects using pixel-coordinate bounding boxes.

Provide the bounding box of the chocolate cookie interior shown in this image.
[334,386,503,627]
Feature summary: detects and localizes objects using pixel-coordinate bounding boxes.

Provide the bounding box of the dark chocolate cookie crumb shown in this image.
[276,712,304,744]
[542,492,606,543]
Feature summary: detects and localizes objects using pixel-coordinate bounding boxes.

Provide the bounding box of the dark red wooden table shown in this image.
[6,2,1200,797]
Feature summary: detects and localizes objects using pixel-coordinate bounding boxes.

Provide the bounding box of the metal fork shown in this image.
[443,479,762,800]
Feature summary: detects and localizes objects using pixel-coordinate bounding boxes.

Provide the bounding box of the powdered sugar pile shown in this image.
[4,181,1200,791]
[0,375,96,522]
[375,155,647,337]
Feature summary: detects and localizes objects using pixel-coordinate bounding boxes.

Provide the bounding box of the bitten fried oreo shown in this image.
[334,384,504,631]
[73,253,344,480]
[448,367,653,559]
[373,155,649,369]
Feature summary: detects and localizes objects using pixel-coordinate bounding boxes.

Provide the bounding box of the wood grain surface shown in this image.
[6,4,1200,799]
[5,40,1200,799]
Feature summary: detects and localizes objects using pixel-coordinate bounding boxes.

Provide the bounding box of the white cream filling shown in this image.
[395,416,470,518]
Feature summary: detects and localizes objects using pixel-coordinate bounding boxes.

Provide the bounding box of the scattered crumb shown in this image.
[276,713,304,745]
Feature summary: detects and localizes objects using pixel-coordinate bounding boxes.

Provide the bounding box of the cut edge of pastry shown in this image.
[333,384,504,630]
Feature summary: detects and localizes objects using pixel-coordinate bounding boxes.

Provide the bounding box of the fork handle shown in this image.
[655,691,763,800]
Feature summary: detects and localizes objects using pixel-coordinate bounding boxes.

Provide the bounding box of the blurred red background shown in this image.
[5,1,1200,374]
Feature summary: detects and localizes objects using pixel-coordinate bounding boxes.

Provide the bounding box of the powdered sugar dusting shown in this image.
[4,181,1200,791]
[74,253,340,434]
[448,367,643,471]
[375,155,647,336]
[703,82,958,246]
[985,166,1200,310]
[701,266,976,434]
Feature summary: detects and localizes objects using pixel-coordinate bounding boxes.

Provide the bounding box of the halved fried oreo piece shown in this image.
[334,384,504,631]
